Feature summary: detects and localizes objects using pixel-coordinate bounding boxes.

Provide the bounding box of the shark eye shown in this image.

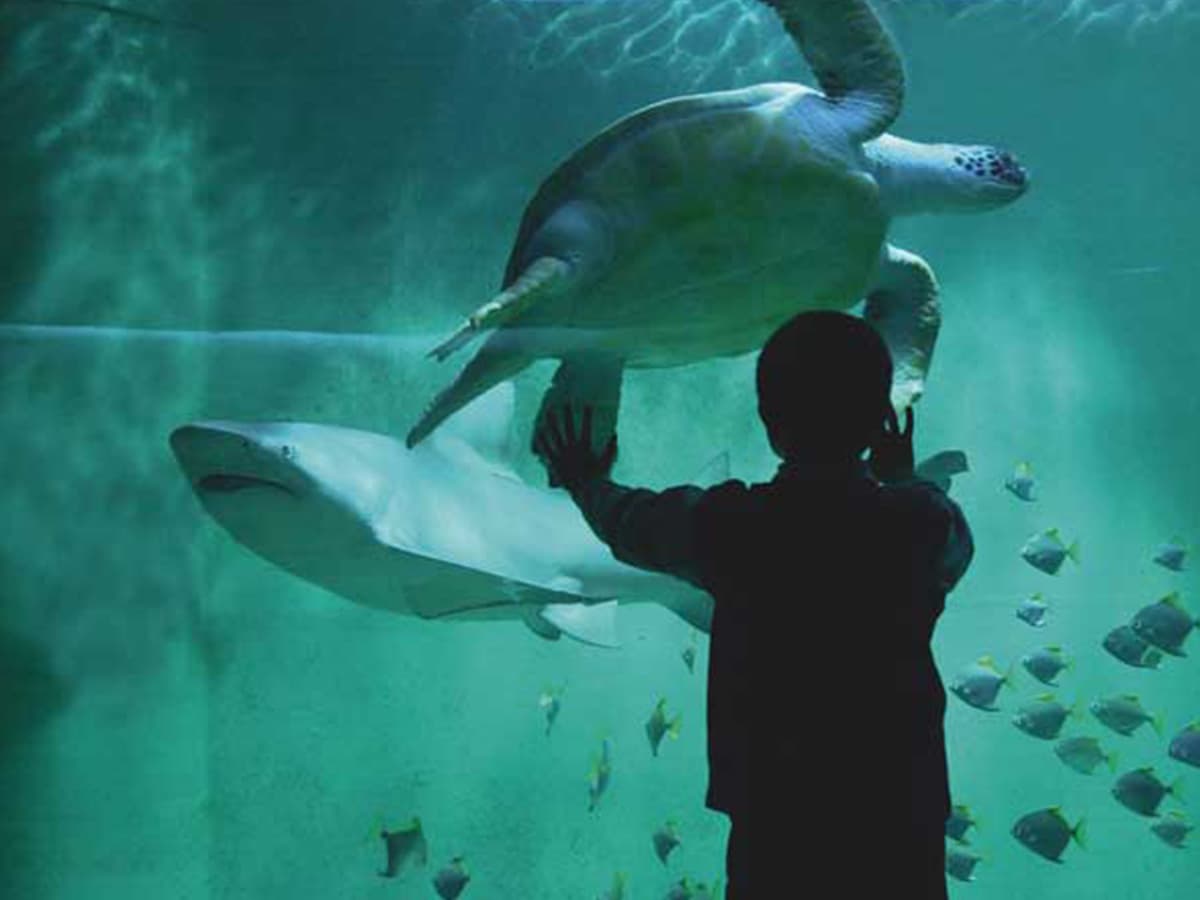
[281,445,295,459]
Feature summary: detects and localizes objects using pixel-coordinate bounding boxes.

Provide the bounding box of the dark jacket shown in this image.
[570,457,972,853]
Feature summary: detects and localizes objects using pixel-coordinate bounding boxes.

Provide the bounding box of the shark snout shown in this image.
[170,422,306,497]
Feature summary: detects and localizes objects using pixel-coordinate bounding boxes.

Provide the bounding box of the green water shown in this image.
[1,1,1197,897]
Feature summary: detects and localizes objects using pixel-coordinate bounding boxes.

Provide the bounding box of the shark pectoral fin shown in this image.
[536,600,620,649]
[522,608,565,642]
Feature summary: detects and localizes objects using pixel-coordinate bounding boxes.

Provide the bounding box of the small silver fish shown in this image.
[1153,538,1187,572]
[378,817,428,878]
[652,820,681,864]
[945,804,978,844]
[1005,461,1036,501]
[645,698,682,757]
[1020,528,1080,575]
[1011,807,1086,862]
[1112,768,1183,817]
[1017,593,1050,627]
[1090,694,1164,737]
[1151,811,1193,848]
[949,656,1015,711]
[1102,625,1163,669]
[1012,694,1080,740]
[1022,645,1070,684]
[587,737,613,811]
[539,684,563,735]
[665,877,722,900]
[1130,593,1198,657]
[1169,722,1200,768]
[1054,736,1117,775]
[945,847,983,882]
[432,856,470,900]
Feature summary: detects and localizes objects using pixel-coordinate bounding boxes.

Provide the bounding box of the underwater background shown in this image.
[1,0,1198,896]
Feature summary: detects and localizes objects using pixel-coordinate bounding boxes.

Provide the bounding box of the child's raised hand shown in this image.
[533,405,618,491]
[868,406,915,484]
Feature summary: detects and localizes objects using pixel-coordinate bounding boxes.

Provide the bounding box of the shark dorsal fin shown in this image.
[429,383,514,464]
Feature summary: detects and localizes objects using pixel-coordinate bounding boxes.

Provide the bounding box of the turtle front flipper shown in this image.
[863,244,940,413]
[532,353,625,485]
[428,257,571,362]
[760,0,905,142]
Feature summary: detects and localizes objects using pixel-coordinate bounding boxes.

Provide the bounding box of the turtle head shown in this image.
[867,135,1029,216]
[944,144,1029,209]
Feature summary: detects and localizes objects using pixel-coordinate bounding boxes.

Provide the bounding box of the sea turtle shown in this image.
[405,0,1028,454]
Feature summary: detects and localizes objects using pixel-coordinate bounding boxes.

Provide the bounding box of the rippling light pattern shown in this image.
[477,0,1197,86]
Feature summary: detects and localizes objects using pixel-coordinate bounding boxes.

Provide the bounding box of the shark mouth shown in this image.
[196,473,297,496]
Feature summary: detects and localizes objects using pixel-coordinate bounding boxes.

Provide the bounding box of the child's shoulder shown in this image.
[880,477,962,523]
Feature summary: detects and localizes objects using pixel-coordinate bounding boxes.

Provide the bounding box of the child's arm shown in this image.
[568,479,707,589]
[869,406,973,590]
[936,493,974,592]
[903,480,974,593]
[534,405,707,588]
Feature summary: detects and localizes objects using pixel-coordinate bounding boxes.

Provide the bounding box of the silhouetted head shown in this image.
[756,311,893,462]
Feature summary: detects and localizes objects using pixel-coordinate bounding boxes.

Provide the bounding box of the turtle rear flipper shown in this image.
[409,256,572,449]
[407,333,534,449]
[761,0,905,141]
[428,257,570,362]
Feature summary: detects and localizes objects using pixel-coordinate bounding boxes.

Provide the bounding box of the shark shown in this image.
[170,378,966,649]
[170,383,722,648]
[0,324,962,650]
